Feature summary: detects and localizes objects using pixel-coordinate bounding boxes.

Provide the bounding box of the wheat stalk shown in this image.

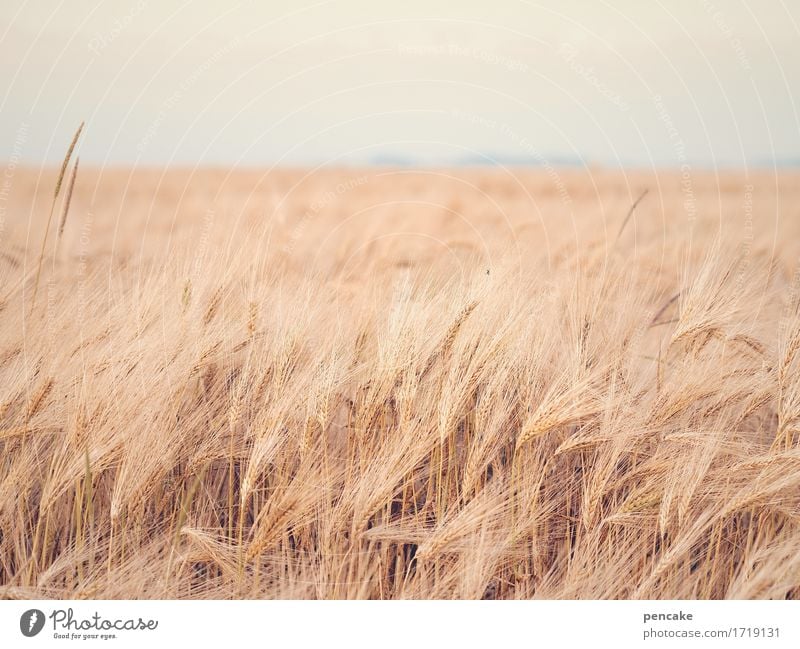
[56,157,80,245]
[31,122,84,312]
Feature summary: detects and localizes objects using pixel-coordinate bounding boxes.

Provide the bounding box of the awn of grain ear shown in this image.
[31,122,84,312]
[204,287,223,325]
[26,378,54,421]
[57,157,80,243]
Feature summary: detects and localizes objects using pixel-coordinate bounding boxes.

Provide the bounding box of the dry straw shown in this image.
[3,140,800,599]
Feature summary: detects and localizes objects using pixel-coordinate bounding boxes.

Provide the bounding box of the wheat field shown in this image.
[1,161,800,599]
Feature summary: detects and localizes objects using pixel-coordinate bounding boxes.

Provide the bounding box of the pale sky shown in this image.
[1,0,798,167]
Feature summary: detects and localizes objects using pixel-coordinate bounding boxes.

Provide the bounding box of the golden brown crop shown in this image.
[1,159,799,599]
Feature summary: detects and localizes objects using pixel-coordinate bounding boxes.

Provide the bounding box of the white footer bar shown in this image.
[1,600,796,648]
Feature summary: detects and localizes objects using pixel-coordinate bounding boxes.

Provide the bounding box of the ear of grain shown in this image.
[5,163,800,600]
[26,378,54,421]
[30,122,84,312]
[56,157,80,243]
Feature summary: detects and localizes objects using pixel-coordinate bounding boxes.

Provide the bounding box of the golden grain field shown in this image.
[1,160,800,598]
